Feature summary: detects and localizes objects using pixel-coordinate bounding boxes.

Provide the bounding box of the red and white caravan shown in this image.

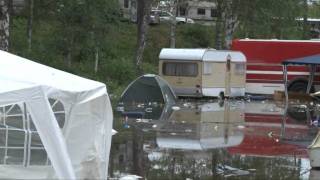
[231,39,320,94]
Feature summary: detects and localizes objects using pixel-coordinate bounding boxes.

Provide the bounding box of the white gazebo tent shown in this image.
[0,50,113,179]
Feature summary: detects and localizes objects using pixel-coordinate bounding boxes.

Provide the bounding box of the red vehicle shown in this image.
[231,39,320,94]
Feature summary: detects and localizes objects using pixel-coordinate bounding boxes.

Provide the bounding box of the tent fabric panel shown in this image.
[0,79,36,94]
[155,76,177,105]
[0,86,75,179]
[120,76,165,104]
[63,94,113,179]
[0,50,113,179]
[0,166,54,179]
[24,88,75,179]
[282,54,320,65]
[0,83,111,179]
[0,50,104,92]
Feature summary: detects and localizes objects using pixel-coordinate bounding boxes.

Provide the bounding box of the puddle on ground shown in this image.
[1,99,319,179]
[111,99,320,179]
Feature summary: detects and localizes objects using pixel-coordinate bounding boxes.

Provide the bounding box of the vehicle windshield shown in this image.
[160,11,172,17]
[150,11,157,16]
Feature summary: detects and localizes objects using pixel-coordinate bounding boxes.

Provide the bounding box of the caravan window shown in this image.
[235,63,245,75]
[203,62,213,75]
[163,62,198,77]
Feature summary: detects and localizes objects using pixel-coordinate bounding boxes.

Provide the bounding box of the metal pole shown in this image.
[283,65,289,104]
[223,100,230,144]
[281,65,288,140]
[307,65,316,93]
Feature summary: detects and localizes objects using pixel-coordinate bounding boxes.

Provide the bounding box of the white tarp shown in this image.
[0,50,113,179]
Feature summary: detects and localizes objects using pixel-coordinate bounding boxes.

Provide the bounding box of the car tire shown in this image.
[288,79,315,93]
[287,106,313,122]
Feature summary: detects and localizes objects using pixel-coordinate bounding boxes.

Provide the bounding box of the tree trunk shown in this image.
[214,0,223,50]
[66,49,72,68]
[94,46,99,73]
[64,31,74,68]
[0,0,10,51]
[224,0,238,49]
[27,0,34,52]
[135,0,151,74]
[302,0,309,39]
[170,0,177,48]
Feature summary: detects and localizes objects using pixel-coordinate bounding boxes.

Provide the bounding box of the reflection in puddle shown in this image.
[111,99,320,179]
[156,101,245,150]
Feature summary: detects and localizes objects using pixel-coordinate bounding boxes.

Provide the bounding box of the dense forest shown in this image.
[0,0,319,102]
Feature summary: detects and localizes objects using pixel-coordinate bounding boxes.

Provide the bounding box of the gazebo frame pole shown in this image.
[283,65,289,104]
[281,65,288,140]
[307,65,316,94]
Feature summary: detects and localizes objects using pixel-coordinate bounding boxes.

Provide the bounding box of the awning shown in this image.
[282,54,320,138]
[282,54,320,97]
[282,54,320,65]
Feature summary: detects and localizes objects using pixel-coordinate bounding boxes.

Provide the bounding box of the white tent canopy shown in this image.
[0,50,113,179]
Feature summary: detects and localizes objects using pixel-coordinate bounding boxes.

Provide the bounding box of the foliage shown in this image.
[235,0,305,39]
[178,24,215,48]
[309,4,320,18]
[9,0,320,102]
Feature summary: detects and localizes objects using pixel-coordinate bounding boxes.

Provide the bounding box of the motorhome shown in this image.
[158,48,246,97]
[231,39,320,94]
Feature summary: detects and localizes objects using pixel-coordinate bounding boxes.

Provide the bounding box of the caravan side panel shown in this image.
[159,60,202,97]
[202,62,226,96]
[202,62,246,97]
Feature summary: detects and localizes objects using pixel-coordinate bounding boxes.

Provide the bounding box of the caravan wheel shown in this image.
[219,92,225,100]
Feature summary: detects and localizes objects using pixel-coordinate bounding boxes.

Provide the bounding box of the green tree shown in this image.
[53,0,119,69]
[236,0,305,39]
[0,0,10,51]
[135,0,152,74]
[212,0,307,48]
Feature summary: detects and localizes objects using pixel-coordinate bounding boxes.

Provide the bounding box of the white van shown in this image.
[158,48,247,97]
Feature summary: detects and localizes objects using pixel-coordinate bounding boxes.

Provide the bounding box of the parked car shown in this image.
[151,10,195,24]
[149,10,160,25]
